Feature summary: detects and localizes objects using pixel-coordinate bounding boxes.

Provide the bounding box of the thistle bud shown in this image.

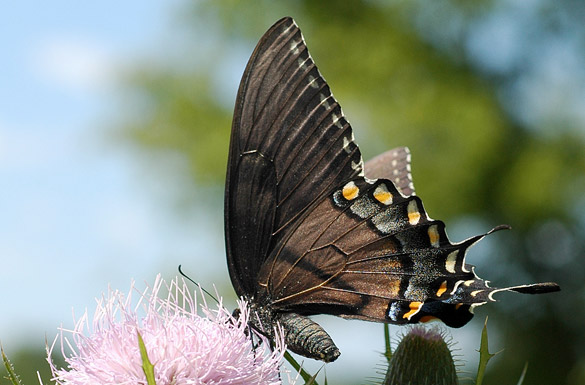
[384,326,457,385]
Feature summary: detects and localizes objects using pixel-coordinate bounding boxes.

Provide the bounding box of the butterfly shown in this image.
[224,17,560,362]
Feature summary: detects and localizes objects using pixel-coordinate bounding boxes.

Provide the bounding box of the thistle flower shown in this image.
[47,276,286,385]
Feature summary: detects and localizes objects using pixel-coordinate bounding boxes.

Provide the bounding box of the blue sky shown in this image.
[0,4,389,382]
[0,0,226,348]
[1,2,583,383]
[0,3,483,381]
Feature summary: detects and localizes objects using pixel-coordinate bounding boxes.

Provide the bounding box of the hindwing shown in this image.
[258,177,557,327]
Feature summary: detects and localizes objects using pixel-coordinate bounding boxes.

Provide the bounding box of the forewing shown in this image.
[262,177,559,327]
[225,17,364,296]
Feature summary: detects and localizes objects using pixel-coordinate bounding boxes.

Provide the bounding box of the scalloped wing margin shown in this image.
[262,177,559,327]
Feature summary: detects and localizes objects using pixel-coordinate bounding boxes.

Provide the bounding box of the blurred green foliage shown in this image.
[10,0,584,384]
[1,346,63,385]
[118,1,584,384]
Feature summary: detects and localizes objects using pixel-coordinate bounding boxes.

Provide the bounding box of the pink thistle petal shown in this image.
[47,276,287,385]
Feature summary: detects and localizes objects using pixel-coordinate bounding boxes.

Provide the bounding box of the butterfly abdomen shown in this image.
[247,301,341,362]
[276,312,340,362]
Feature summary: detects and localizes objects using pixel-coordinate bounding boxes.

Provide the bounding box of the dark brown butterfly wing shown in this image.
[225,17,559,361]
[364,146,415,196]
[226,17,363,297]
[261,177,558,327]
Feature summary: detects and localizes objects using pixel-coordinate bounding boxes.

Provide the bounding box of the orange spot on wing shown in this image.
[407,201,421,225]
[428,225,440,247]
[436,280,448,297]
[420,316,439,323]
[375,191,392,203]
[374,185,393,205]
[408,212,420,224]
[342,182,359,200]
[403,301,423,319]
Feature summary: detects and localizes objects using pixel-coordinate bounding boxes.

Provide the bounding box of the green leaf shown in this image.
[284,351,320,385]
[137,331,157,385]
[1,345,23,385]
[475,318,497,385]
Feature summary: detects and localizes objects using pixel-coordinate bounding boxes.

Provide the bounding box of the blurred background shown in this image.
[1,0,583,384]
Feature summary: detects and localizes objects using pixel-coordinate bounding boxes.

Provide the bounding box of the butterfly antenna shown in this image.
[178,264,220,304]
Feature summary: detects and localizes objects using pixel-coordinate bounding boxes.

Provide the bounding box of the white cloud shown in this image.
[30,36,118,92]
